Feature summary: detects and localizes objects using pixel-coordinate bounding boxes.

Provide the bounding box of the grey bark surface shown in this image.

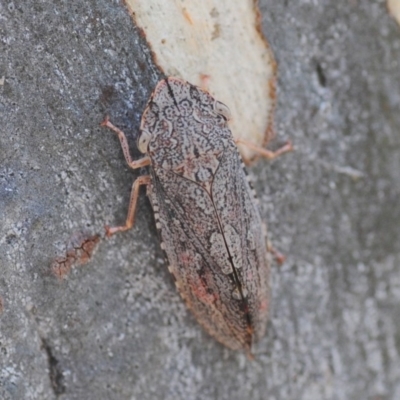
[1,1,400,399]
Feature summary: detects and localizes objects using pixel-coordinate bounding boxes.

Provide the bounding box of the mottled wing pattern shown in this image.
[141,77,269,352]
[147,167,251,350]
[211,140,270,341]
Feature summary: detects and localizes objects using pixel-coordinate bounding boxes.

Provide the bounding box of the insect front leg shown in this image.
[235,139,293,163]
[101,116,152,237]
[101,116,151,169]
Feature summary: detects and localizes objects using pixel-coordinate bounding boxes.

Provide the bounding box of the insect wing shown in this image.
[211,140,270,342]
[148,139,269,351]
[142,77,270,352]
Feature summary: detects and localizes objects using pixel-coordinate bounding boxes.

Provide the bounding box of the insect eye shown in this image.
[213,101,232,121]
[137,130,152,154]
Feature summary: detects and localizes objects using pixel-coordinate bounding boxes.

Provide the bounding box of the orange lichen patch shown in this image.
[51,233,100,280]
[51,256,72,280]
[124,0,278,161]
[388,0,400,26]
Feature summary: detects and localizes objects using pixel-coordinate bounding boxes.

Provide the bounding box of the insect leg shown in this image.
[105,175,151,237]
[235,139,293,162]
[101,116,152,237]
[267,239,286,265]
[199,73,211,91]
[101,116,151,169]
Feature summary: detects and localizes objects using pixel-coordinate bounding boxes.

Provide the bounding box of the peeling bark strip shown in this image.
[102,78,291,356]
[124,0,277,161]
[388,0,400,25]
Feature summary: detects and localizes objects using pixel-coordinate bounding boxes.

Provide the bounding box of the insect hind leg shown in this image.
[105,175,151,237]
[235,139,293,164]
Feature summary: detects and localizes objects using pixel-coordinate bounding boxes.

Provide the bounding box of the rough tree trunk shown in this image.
[1,1,400,399]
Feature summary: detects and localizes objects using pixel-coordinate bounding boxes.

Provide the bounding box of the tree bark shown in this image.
[1,1,400,399]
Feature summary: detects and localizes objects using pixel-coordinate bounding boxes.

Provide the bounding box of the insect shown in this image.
[101,77,292,356]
